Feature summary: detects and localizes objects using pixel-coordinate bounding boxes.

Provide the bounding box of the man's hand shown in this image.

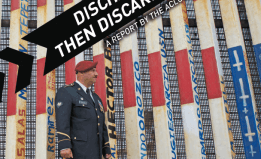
[60,148,73,158]
[106,154,111,159]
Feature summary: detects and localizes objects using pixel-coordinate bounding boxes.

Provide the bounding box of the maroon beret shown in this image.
[75,61,98,72]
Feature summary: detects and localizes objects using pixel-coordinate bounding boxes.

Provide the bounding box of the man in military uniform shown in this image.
[55,61,111,159]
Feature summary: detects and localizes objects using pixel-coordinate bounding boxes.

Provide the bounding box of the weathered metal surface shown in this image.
[46,70,56,159]
[193,0,235,158]
[119,32,147,159]
[244,0,261,84]
[36,0,56,158]
[93,41,118,159]
[169,1,206,158]
[244,0,261,45]
[219,0,261,158]
[144,14,177,159]
[104,46,117,159]
[6,0,28,158]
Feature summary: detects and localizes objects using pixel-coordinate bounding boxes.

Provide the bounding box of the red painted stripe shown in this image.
[148,52,165,106]
[93,54,107,112]
[65,57,76,85]
[7,63,17,116]
[11,0,20,11]
[36,58,47,114]
[37,0,47,7]
[201,47,222,99]
[175,49,194,105]
[64,0,73,5]
[120,50,136,108]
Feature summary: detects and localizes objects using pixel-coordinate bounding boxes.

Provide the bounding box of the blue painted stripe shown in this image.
[228,46,261,158]
[254,43,261,83]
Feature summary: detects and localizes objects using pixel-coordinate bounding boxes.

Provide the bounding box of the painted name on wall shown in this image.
[17,108,26,157]
[47,97,55,153]
[134,59,147,159]
[104,48,117,158]
[159,28,177,159]
[185,23,206,158]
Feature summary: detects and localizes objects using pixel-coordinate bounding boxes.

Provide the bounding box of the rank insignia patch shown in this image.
[98,100,104,113]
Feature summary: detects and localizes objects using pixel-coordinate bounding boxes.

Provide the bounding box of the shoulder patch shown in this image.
[64,82,74,88]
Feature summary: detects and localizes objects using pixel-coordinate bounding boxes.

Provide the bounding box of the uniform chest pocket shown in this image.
[72,104,93,119]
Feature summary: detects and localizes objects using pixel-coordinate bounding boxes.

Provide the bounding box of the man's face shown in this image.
[81,68,98,87]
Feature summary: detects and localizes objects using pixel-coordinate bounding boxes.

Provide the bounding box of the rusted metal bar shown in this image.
[244,0,261,84]
[169,1,206,158]
[35,0,56,158]
[5,0,28,158]
[93,41,118,159]
[119,29,147,159]
[144,9,177,159]
[193,0,235,158]
[219,0,261,158]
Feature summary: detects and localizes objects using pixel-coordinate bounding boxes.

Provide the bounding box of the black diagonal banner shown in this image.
[0,47,34,94]
[23,0,165,75]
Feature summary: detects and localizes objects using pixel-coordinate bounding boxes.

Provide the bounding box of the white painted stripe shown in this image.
[120,33,139,53]
[5,116,16,159]
[145,16,162,54]
[169,4,187,52]
[36,114,47,159]
[124,107,139,159]
[93,41,104,56]
[0,0,2,41]
[46,0,55,22]
[181,103,203,159]
[209,98,233,158]
[75,52,84,65]
[153,106,175,158]
[219,0,246,50]
[243,0,261,45]
[9,10,20,49]
[74,0,81,4]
